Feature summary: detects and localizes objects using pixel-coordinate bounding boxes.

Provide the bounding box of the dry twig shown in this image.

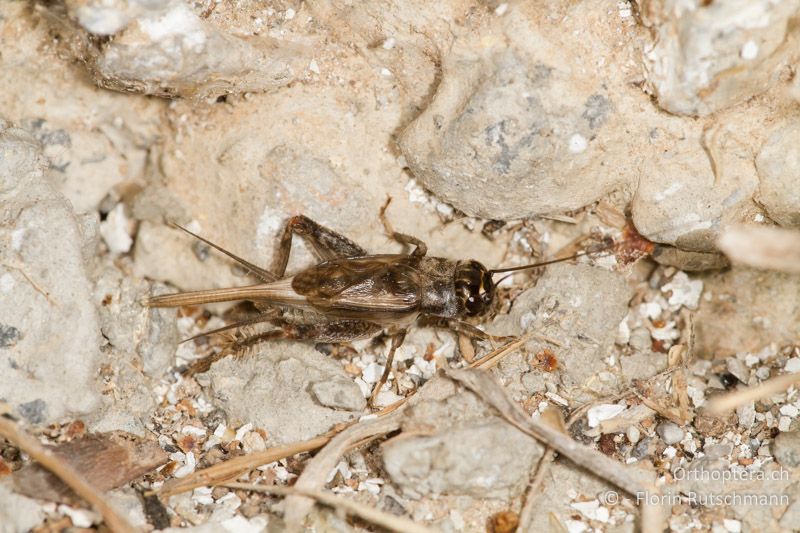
[283,410,405,528]
[444,368,664,532]
[472,332,561,371]
[445,368,649,494]
[13,431,167,504]
[157,435,330,497]
[225,482,436,533]
[0,416,136,533]
[519,386,637,528]
[708,372,800,414]
[519,358,687,527]
[717,224,800,274]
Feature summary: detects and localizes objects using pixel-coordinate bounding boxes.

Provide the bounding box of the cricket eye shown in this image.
[455,261,495,316]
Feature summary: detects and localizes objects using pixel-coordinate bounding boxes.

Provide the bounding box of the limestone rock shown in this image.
[310,378,366,412]
[40,0,307,99]
[651,246,730,272]
[755,119,800,227]
[640,0,800,116]
[93,264,179,378]
[400,7,628,220]
[631,129,760,252]
[491,263,632,401]
[773,430,800,467]
[382,389,543,499]
[0,121,103,424]
[207,343,365,445]
[0,480,45,533]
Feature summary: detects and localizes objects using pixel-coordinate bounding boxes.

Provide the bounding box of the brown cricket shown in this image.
[146,200,623,405]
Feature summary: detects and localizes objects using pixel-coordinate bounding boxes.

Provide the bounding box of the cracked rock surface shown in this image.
[0,122,103,424]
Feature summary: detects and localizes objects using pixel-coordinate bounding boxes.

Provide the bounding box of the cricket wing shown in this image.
[291,256,422,317]
[145,278,305,308]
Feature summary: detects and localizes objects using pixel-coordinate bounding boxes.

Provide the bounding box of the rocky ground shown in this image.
[1,0,800,532]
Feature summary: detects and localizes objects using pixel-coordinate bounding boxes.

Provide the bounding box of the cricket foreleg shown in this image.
[379,197,427,257]
[369,329,407,407]
[272,215,368,277]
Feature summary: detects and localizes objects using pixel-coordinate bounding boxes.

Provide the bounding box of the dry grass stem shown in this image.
[717,224,800,274]
[283,410,405,528]
[708,372,800,414]
[445,368,664,532]
[157,435,331,497]
[224,482,437,533]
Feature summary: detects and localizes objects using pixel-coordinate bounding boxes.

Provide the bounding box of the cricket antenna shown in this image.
[489,241,617,275]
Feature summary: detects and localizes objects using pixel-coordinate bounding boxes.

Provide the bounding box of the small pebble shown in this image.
[362,362,385,384]
[193,486,214,505]
[656,421,684,445]
[629,328,651,351]
[587,404,626,428]
[740,40,758,60]
[570,500,602,521]
[726,358,749,383]
[627,425,641,444]
[211,486,229,500]
[785,358,800,373]
[99,203,132,254]
[773,431,800,467]
[744,353,760,367]
[568,133,588,154]
[58,505,97,528]
[723,518,742,533]
[755,366,771,380]
[173,452,196,478]
[242,431,267,453]
[661,272,703,310]
[374,389,403,407]
[234,423,253,441]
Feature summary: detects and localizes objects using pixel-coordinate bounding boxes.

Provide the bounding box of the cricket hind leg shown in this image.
[184,318,382,375]
[379,197,427,257]
[186,329,284,375]
[179,308,281,345]
[272,215,368,278]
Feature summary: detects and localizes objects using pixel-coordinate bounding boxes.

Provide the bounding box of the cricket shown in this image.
[146,199,628,405]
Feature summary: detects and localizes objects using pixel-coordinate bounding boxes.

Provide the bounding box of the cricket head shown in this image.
[454,260,496,316]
